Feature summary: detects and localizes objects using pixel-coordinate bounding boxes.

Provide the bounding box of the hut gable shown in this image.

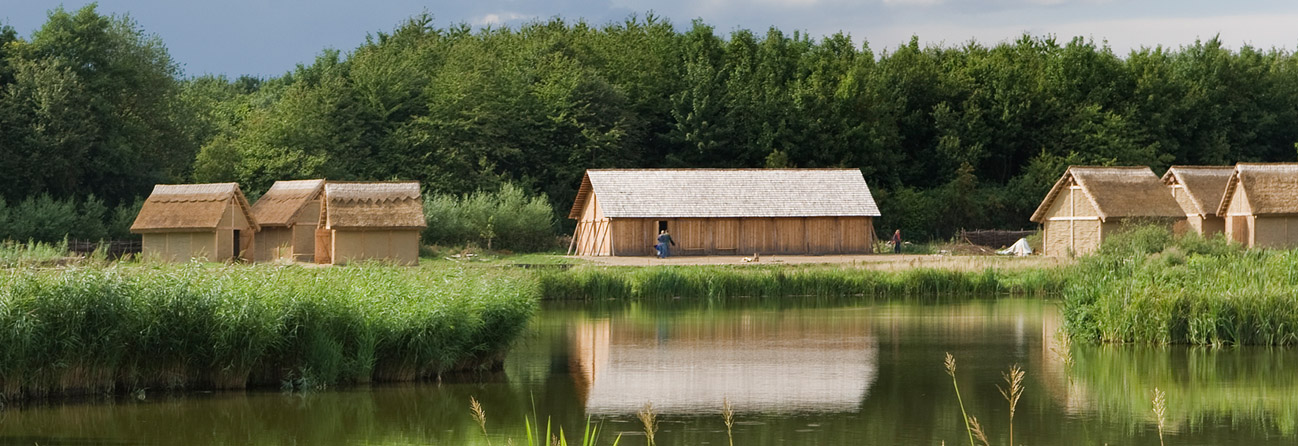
[1217,163,1298,216]
[1031,166,1183,223]
[566,169,881,219]
[252,179,325,227]
[1161,166,1234,217]
[324,182,426,230]
[131,183,258,233]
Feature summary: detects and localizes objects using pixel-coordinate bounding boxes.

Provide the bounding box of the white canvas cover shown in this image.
[997,238,1033,256]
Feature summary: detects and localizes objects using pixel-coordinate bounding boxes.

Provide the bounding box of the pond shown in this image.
[3,297,1296,445]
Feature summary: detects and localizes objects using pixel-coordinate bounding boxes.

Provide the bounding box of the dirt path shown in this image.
[572,254,1071,271]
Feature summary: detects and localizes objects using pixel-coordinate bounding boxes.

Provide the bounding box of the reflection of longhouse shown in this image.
[569,313,878,415]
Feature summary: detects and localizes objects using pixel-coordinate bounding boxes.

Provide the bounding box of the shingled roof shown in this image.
[1160,166,1234,217]
[131,183,259,232]
[323,181,426,230]
[567,169,880,219]
[1030,166,1184,223]
[1217,163,1298,216]
[251,179,325,227]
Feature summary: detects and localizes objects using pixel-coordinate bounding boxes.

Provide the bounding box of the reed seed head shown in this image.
[967,416,990,446]
[997,364,1025,417]
[1153,387,1167,446]
[637,401,658,446]
[722,396,735,430]
[944,352,957,377]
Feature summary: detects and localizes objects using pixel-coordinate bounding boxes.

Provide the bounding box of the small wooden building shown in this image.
[1161,166,1233,236]
[250,179,325,262]
[318,181,425,265]
[1030,166,1184,256]
[131,183,259,262]
[1216,163,1298,248]
[567,169,880,256]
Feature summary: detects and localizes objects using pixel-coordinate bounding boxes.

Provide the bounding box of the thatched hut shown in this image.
[131,183,259,262]
[318,181,425,265]
[1216,163,1298,248]
[250,179,325,262]
[1160,166,1233,236]
[1030,166,1184,256]
[568,169,880,256]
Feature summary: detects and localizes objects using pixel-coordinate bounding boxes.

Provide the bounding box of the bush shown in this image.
[422,183,556,252]
[0,195,143,243]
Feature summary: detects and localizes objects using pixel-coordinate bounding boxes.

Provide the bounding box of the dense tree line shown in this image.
[4,6,1298,241]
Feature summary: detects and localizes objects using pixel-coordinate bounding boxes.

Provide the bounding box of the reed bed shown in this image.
[536,263,1066,300]
[1063,226,1298,345]
[0,264,537,401]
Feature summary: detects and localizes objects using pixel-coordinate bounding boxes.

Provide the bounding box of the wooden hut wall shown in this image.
[291,201,321,261]
[1041,185,1101,256]
[572,194,612,256]
[1223,185,1253,246]
[605,216,875,256]
[330,229,419,265]
[1252,217,1298,248]
[254,228,293,261]
[142,232,217,262]
[219,200,254,260]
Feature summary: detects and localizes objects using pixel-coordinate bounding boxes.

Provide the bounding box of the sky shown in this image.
[5,1,1298,78]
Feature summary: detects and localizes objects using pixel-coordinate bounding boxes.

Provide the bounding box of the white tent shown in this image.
[997,238,1033,256]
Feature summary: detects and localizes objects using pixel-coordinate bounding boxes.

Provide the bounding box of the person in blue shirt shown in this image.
[656,230,676,258]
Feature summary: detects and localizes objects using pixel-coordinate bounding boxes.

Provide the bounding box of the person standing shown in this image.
[891,229,902,254]
[657,230,677,258]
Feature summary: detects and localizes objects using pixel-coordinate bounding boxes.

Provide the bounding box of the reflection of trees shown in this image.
[569,309,878,415]
[1064,344,1298,436]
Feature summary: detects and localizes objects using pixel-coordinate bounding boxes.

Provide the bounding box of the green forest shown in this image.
[3,5,1298,242]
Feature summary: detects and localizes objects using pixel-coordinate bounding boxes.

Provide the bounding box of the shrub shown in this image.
[423,183,556,252]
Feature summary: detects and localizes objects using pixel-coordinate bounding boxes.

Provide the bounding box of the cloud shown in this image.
[881,0,944,6]
[854,13,1298,54]
[476,12,533,26]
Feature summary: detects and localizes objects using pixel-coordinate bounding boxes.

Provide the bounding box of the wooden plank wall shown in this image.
[598,216,876,256]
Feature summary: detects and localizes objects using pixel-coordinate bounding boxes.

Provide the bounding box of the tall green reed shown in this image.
[0,264,538,401]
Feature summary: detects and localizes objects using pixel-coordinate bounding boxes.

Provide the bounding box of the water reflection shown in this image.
[2,297,1297,445]
[570,312,877,415]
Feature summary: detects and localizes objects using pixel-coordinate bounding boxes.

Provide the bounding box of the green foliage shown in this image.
[0,194,141,242]
[0,264,538,401]
[9,11,1298,241]
[423,184,556,252]
[0,5,189,203]
[1063,225,1298,345]
[535,264,1065,300]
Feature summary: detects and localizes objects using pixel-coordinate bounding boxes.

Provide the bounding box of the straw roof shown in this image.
[1216,163,1298,216]
[1030,166,1184,223]
[131,183,259,233]
[251,179,325,227]
[567,169,880,219]
[1161,166,1234,217]
[324,181,426,230]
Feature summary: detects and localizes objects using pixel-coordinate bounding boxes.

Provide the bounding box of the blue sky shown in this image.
[5,1,1298,78]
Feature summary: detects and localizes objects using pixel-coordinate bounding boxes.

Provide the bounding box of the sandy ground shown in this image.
[571,253,1071,271]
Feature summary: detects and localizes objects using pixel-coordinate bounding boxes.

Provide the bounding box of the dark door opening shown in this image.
[233,230,241,259]
[657,220,668,232]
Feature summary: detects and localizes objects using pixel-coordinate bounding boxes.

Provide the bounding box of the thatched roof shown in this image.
[1217,163,1298,216]
[131,183,258,233]
[1161,166,1234,217]
[324,181,426,230]
[1030,166,1184,223]
[567,169,880,219]
[251,179,325,227]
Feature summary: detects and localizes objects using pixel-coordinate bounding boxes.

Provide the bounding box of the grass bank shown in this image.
[1063,226,1298,345]
[536,264,1066,300]
[0,264,537,401]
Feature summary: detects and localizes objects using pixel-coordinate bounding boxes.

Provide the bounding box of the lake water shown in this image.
[3,297,1296,445]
